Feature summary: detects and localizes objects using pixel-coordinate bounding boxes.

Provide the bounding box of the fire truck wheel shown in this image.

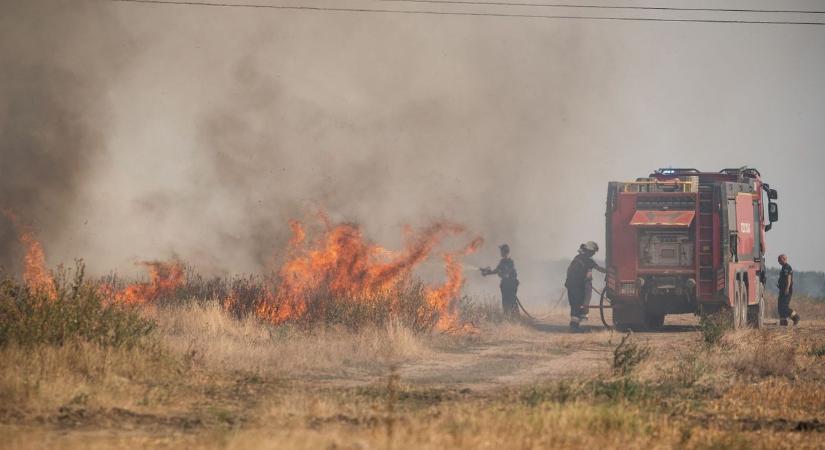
[643,311,665,329]
[746,282,765,329]
[732,279,748,329]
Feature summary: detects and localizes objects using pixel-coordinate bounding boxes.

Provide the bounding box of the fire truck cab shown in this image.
[603,168,779,329]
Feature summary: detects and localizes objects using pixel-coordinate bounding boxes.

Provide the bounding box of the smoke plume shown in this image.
[0,1,125,273]
[2,1,824,305]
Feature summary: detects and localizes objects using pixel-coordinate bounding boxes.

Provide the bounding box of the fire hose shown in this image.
[515,284,612,328]
[593,285,612,329]
[514,296,537,320]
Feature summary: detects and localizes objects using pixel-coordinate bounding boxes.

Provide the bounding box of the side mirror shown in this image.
[768,188,778,200]
[768,202,779,223]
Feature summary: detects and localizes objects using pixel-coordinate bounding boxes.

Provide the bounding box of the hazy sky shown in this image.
[1,1,824,302]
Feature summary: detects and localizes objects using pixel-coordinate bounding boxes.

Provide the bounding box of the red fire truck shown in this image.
[600,168,779,330]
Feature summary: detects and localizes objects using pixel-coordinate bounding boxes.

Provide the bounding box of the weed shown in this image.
[808,344,825,358]
[612,333,650,376]
[699,312,730,347]
[520,381,578,406]
[458,295,506,324]
[726,330,796,378]
[588,378,649,402]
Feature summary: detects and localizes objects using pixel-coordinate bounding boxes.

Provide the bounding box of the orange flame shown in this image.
[255,218,480,331]
[425,236,484,331]
[109,260,185,306]
[2,209,56,300]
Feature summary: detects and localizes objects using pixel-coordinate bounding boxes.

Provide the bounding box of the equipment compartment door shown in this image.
[735,193,756,260]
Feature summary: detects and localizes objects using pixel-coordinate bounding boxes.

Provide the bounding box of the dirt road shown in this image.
[324,312,704,391]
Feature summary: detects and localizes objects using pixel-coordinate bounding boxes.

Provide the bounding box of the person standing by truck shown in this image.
[481,244,519,318]
[565,241,606,331]
[777,254,801,326]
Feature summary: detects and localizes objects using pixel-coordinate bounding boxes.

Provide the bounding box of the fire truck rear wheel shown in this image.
[732,279,748,329]
[643,311,665,329]
[746,282,765,329]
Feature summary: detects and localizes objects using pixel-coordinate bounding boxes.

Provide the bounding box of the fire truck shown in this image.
[600,168,779,330]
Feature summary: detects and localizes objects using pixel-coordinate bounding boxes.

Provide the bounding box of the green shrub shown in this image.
[699,312,730,347]
[0,261,155,347]
[612,332,650,376]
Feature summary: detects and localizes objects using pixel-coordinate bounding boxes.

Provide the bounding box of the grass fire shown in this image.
[2,1,824,449]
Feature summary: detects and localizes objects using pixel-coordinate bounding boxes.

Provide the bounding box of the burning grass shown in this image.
[3,211,825,448]
[252,218,482,332]
[0,262,154,348]
[93,217,484,334]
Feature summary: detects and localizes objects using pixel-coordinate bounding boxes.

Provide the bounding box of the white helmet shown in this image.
[580,241,599,253]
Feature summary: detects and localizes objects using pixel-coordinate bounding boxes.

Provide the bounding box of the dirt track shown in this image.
[362,313,822,391]
[324,312,705,391]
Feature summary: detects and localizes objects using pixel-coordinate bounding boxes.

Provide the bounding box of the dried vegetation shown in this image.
[1,267,825,449]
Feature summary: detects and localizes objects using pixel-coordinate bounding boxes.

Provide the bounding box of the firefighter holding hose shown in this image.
[565,241,606,331]
[481,244,519,318]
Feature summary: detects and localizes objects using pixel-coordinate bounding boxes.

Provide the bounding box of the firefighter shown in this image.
[481,244,519,318]
[565,241,606,331]
[777,254,801,326]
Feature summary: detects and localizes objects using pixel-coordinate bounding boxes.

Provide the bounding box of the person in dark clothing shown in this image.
[481,244,519,318]
[565,241,605,331]
[777,254,800,326]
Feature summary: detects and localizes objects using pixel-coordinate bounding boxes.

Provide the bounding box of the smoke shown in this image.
[2,1,824,305]
[142,15,600,285]
[0,1,126,273]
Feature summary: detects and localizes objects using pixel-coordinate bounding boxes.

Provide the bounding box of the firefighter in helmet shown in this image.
[565,241,606,331]
[481,244,519,318]
[777,254,800,326]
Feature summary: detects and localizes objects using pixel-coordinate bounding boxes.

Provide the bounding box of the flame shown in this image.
[425,236,484,331]
[109,260,185,306]
[2,206,483,333]
[2,209,56,299]
[255,218,481,331]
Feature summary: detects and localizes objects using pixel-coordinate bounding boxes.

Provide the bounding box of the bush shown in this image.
[0,262,155,347]
[699,313,730,347]
[457,295,507,324]
[612,332,650,376]
[295,280,441,333]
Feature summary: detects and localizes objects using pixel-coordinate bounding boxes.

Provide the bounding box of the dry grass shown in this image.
[2,283,825,449]
[763,293,825,321]
[151,302,432,376]
[0,340,182,419]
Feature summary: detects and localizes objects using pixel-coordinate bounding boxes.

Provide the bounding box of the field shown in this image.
[2,268,825,450]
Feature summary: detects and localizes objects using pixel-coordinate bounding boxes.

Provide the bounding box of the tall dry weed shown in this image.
[720,329,797,378]
[0,340,181,417]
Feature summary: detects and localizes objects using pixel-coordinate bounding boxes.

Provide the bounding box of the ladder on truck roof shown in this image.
[697,183,716,299]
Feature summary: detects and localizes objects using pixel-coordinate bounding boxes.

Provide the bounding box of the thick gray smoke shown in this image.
[2,1,824,305]
[0,1,124,273]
